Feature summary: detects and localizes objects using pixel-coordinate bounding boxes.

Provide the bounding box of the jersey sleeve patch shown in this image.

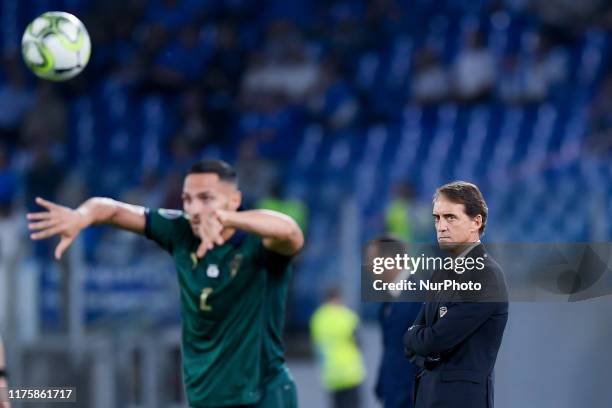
[159,208,184,220]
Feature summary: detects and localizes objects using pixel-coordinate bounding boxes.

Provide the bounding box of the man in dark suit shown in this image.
[403,181,508,408]
[366,237,422,408]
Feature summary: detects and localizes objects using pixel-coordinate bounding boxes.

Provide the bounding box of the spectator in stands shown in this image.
[24,145,65,212]
[411,46,450,105]
[326,9,370,61]
[238,92,300,160]
[240,51,269,106]
[175,90,211,151]
[498,54,524,105]
[235,142,279,206]
[0,145,17,219]
[202,21,245,137]
[166,136,196,176]
[522,34,565,104]
[308,58,358,131]
[134,22,169,72]
[363,0,405,48]
[0,147,21,331]
[522,55,551,104]
[112,9,140,67]
[385,182,414,242]
[241,20,320,104]
[452,30,496,103]
[532,0,605,45]
[280,42,321,103]
[498,35,567,105]
[0,54,32,148]
[122,171,164,209]
[20,83,66,148]
[311,287,365,408]
[586,72,612,154]
[149,24,210,92]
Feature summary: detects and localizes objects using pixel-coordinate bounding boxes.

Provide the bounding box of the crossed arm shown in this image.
[28,197,304,260]
[404,301,498,357]
[404,305,430,368]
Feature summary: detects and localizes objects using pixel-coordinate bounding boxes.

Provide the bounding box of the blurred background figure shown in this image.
[257,181,308,234]
[384,182,414,243]
[385,181,433,243]
[310,287,366,408]
[452,30,496,104]
[365,236,421,408]
[0,145,17,220]
[0,145,21,335]
[411,46,450,105]
[20,83,66,149]
[586,72,612,154]
[0,54,32,148]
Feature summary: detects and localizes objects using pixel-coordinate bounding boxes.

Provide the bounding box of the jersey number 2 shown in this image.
[200,288,213,311]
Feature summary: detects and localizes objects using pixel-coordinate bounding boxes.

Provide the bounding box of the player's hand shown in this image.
[195,209,225,258]
[212,209,233,226]
[27,197,87,260]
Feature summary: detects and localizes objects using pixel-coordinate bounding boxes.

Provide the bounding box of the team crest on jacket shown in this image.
[207,264,220,278]
[230,254,243,278]
[158,209,183,219]
[439,306,447,318]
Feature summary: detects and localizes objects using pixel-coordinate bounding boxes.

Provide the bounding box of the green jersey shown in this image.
[145,208,271,407]
[261,251,292,383]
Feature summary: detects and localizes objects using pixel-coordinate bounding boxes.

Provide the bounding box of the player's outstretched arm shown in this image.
[216,209,304,256]
[27,197,146,260]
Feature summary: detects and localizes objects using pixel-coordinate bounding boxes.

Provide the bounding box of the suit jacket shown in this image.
[375,301,422,408]
[403,244,508,408]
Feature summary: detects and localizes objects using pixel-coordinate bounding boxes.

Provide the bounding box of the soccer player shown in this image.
[27,159,303,408]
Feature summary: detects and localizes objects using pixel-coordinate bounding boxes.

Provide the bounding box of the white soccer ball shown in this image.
[21,11,91,81]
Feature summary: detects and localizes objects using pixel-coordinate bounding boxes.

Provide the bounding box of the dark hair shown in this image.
[433,181,488,235]
[187,159,237,184]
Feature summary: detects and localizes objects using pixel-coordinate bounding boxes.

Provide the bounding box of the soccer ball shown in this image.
[21,11,91,81]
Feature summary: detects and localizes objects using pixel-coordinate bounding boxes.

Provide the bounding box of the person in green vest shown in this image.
[27,159,304,408]
[257,183,307,235]
[310,287,365,408]
[385,182,414,243]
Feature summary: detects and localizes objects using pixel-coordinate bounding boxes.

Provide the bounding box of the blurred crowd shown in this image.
[0,0,610,254]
